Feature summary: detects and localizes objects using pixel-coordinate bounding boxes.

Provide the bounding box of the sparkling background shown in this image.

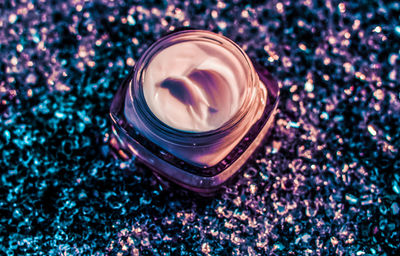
[1,0,400,255]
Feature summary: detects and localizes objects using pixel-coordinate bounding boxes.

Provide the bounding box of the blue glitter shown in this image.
[0,0,399,255]
[395,26,400,36]
[393,180,400,194]
[392,203,399,215]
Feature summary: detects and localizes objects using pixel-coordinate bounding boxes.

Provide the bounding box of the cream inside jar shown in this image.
[142,41,247,132]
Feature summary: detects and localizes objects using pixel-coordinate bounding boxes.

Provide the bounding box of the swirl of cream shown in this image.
[143,41,247,132]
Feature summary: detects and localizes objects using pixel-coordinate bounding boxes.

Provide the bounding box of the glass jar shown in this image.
[110,30,279,195]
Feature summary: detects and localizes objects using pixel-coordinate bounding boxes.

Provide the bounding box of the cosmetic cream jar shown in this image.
[110,30,279,195]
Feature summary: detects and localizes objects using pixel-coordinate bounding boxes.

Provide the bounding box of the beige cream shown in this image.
[142,41,247,132]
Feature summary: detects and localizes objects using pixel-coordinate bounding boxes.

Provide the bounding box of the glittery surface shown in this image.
[1,0,399,255]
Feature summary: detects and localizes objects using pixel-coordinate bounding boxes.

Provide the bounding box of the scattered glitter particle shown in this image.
[305,80,314,92]
[217,21,227,30]
[320,112,329,120]
[389,70,396,80]
[373,26,382,33]
[338,3,346,13]
[276,3,284,13]
[126,58,135,67]
[394,26,400,36]
[127,15,136,25]
[392,203,399,215]
[373,89,384,100]
[345,194,358,204]
[393,181,400,194]
[76,4,83,12]
[367,125,377,136]
[108,16,115,22]
[10,56,18,65]
[16,44,23,52]
[331,237,339,246]
[201,243,211,254]
[298,43,307,51]
[8,13,17,24]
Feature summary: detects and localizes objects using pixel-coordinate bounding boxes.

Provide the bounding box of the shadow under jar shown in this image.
[110,30,279,196]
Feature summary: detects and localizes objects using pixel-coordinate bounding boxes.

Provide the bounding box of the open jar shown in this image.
[110,30,279,195]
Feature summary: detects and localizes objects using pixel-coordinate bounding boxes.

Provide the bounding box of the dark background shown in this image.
[1,0,399,255]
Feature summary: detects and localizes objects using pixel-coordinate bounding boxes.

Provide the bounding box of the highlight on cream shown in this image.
[143,41,247,132]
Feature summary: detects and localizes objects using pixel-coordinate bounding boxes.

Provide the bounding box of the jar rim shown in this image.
[130,29,259,141]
